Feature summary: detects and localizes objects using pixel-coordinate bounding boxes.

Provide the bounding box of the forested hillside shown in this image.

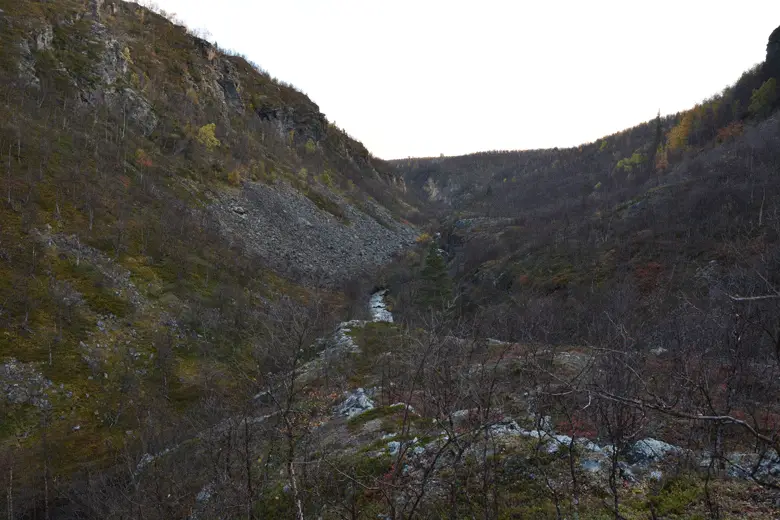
[393,25,780,328]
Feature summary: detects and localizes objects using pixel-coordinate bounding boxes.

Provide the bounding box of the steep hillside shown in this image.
[0,0,419,285]
[0,0,421,513]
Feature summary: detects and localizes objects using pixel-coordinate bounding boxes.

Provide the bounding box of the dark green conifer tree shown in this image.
[417,244,452,310]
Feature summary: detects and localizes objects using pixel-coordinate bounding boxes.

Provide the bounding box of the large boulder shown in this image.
[627,438,682,464]
[334,388,375,418]
[725,450,780,481]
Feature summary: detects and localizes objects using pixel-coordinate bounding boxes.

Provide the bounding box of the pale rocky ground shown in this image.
[211,181,418,284]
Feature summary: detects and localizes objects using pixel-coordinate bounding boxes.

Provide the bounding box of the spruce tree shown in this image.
[418,244,452,309]
[648,110,662,177]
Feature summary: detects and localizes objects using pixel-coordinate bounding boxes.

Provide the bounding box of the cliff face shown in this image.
[768,24,780,76]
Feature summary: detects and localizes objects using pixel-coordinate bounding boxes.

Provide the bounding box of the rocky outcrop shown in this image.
[423,177,442,201]
[1,360,53,408]
[255,102,328,145]
[335,388,375,418]
[768,24,780,77]
[721,450,780,481]
[104,87,158,136]
[210,55,245,119]
[298,291,393,384]
[97,39,131,86]
[627,437,683,464]
[90,0,105,20]
[34,24,53,51]
[36,230,146,308]
[17,39,40,89]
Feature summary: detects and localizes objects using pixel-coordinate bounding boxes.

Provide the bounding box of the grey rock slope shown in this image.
[212,180,418,284]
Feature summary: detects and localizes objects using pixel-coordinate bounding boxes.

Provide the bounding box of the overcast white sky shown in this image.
[150,0,780,159]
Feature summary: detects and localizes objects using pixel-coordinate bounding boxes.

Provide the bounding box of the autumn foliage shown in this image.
[716,121,744,143]
[634,261,663,292]
[135,148,153,168]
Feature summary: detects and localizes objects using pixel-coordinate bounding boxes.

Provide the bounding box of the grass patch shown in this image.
[254,483,297,518]
[343,321,398,386]
[54,259,130,317]
[648,475,704,517]
[304,189,349,223]
[0,403,39,439]
[347,403,406,432]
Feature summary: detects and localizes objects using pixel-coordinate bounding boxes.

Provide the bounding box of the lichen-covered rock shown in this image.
[104,88,158,136]
[1,359,53,408]
[17,39,40,89]
[489,419,524,436]
[34,24,53,51]
[724,450,780,480]
[98,39,130,86]
[581,458,603,473]
[335,388,375,418]
[627,438,682,464]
